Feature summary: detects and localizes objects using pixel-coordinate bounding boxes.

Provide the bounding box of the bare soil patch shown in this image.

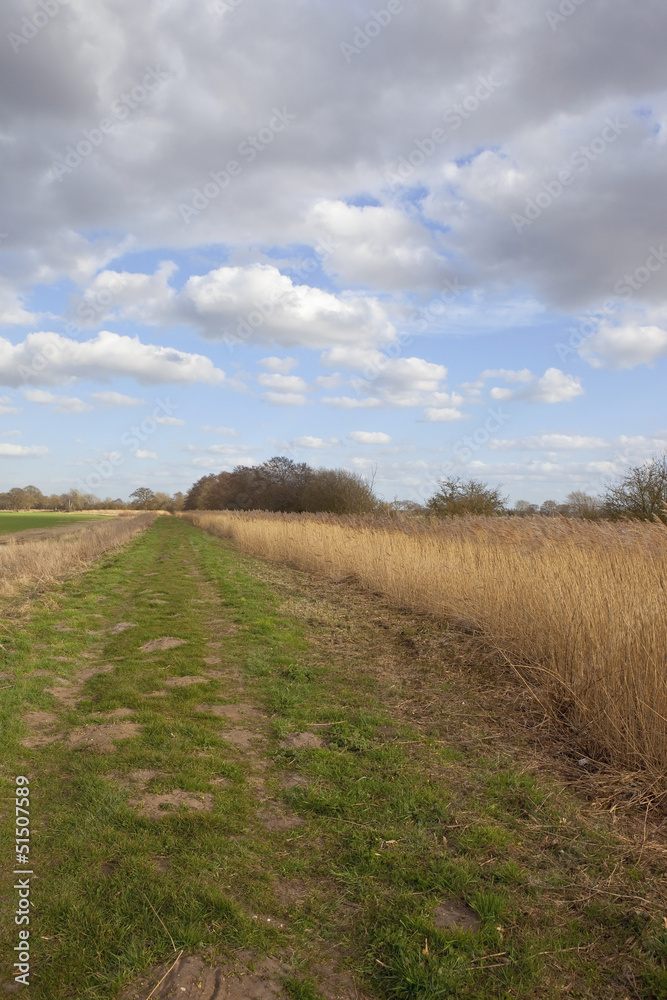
[21,710,61,748]
[120,953,287,1000]
[433,899,481,932]
[258,802,304,831]
[197,703,265,722]
[140,637,187,652]
[109,623,137,634]
[163,675,210,688]
[223,728,263,749]
[279,732,324,750]
[67,721,143,752]
[128,790,214,819]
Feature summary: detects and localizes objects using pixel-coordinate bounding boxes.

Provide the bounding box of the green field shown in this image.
[0,511,104,535]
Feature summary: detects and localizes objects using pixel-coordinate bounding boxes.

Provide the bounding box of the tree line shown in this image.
[2,454,666,523]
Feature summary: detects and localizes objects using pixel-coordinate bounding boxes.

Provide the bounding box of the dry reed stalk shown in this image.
[0,513,158,596]
[180,510,667,791]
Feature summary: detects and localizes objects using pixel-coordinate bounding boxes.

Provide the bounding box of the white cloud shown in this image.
[0,331,225,388]
[69,262,178,327]
[314,373,343,389]
[0,444,48,457]
[135,449,158,459]
[24,389,92,413]
[489,368,584,404]
[201,425,238,436]
[257,373,309,393]
[322,396,383,409]
[156,416,185,426]
[348,431,391,444]
[580,323,667,369]
[180,265,397,349]
[481,368,533,383]
[0,394,20,415]
[90,391,145,406]
[1,430,20,438]
[293,436,340,448]
[259,356,298,373]
[423,407,465,422]
[490,434,608,450]
[261,391,307,406]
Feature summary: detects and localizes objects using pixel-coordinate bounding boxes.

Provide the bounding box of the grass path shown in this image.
[1,516,666,999]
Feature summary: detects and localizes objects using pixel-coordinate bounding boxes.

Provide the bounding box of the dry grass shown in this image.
[180,510,667,795]
[0,512,158,596]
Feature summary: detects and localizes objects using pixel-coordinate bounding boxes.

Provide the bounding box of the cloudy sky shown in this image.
[1,0,665,503]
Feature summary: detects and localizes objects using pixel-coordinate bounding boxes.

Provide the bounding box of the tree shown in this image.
[564,490,602,520]
[603,455,667,523]
[513,500,538,516]
[540,500,560,517]
[130,487,156,510]
[427,477,507,517]
[302,468,378,514]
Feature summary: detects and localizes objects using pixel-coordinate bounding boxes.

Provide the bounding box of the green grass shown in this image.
[0,515,666,999]
[0,511,105,534]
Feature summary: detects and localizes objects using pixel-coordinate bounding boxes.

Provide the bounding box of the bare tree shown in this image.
[603,455,667,523]
[427,477,507,517]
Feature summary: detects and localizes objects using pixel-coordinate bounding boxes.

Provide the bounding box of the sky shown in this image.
[0,0,665,505]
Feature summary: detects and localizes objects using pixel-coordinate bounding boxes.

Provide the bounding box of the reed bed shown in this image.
[0,513,157,596]
[181,509,667,791]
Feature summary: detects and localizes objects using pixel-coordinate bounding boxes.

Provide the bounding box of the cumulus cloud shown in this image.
[322,396,383,409]
[423,406,465,422]
[201,425,238,436]
[580,323,667,369]
[135,450,157,459]
[490,434,608,450]
[155,416,185,426]
[293,436,340,448]
[348,431,391,444]
[262,391,307,406]
[0,395,20,415]
[90,391,145,406]
[0,443,48,457]
[488,368,584,404]
[0,332,224,387]
[259,356,298,373]
[24,389,92,413]
[257,373,309,393]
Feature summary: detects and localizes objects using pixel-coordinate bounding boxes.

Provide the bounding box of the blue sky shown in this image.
[1,0,666,504]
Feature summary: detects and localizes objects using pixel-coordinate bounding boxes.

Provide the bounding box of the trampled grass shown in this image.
[1,517,666,997]
[180,510,667,797]
[1,516,666,998]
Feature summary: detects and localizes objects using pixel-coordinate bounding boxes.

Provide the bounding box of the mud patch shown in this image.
[68,721,143,753]
[273,878,310,908]
[140,637,187,653]
[433,899,481,932]
[197,703,264,722]
[280,732,324,750]
[21,711,61,748]
[128,790,214,819]
[258,802,304,831]
[223,728,263,749]
[109,622,136,635]
[163,675,210,687]
[120,953,286,1000]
